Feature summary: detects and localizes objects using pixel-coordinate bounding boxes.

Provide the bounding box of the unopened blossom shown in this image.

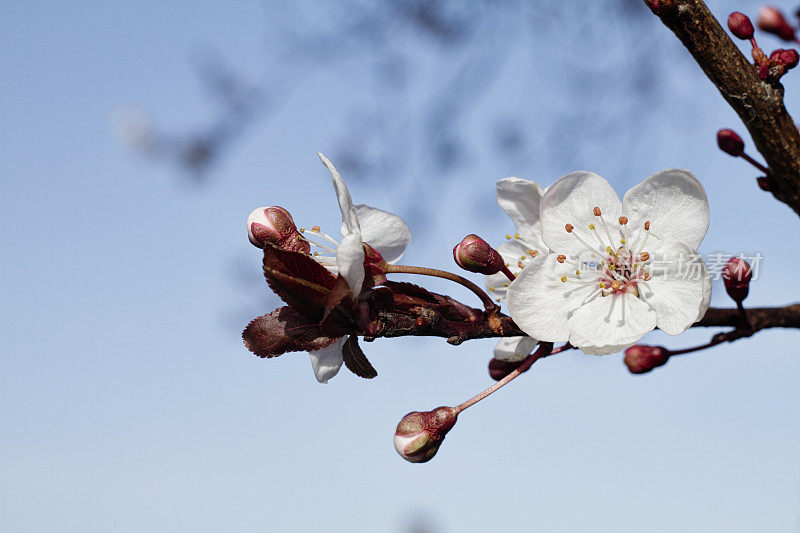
[283,153,411,383]
[484,177,549,362]
[506,170,711,355]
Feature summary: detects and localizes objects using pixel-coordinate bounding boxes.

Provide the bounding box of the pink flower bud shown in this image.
[246,206,309,253]
[716,129,744,157]
[488,357,525,381]
[722,257,752,302]
[453,234,505,275]
[758,6,796,41]
[393,406,458,463]
[624,345,670,374]
[728,12,754,40]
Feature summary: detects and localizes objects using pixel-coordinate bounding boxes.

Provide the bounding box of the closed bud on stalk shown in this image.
[488,357,525,381]
[246,206,309,253]
[757,6,796,41]
[716,129,744,157]
[453,234,505,275]
[728,12,754,40]
[393,406,458,463]
[624,345,670,374]
[722,257,752,302]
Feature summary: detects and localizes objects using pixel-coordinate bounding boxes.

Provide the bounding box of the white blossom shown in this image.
[506,169,711,355]
[305,153,412,382]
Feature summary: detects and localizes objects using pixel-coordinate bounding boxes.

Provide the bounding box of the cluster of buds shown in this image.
[715,129,771,190]
[393,406,458,463]
[453,234,506,275]
[728,10,799,82]
[722,257,752,303]
[246,206,309,253]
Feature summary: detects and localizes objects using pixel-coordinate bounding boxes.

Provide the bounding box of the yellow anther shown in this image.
[299,227,306,233]
[611,281,621,290]
[506,234,512,239]
[560,275,567,282]
[503,282,509,287]
[643,273,651,281]
[489,287,495,291]
[565,223,574,233]
[520,256,526,260]
[620,238,626,244]
[530,250,539,257]
[514,233,520,239]
[575,270,581,275]
[640,252,650,262]
[589,223,596,230]
[557,254,566,263]
[605,246,613,254]
[311,225,321,232]
[599,282,606,289]
[593,207,601,216]
[313,252,319,256]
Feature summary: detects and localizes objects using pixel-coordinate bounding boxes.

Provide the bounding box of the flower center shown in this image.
[299,225,341,273]
[557,207,653,300]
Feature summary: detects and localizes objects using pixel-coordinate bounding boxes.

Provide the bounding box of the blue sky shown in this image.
[2,1,799,531]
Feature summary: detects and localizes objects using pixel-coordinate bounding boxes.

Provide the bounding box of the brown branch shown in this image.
[645,0,800,216]
[370,300,800,344]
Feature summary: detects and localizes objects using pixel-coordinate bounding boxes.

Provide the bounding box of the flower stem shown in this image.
[454,342,555,414]
[736,300,752,331]
[740,153,769,174]
[500,265,516,281]
[385,264,498,311]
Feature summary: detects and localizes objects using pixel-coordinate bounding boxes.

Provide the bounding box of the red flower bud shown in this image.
[774,48,799,69]
[728,12,755,40]
[624,345,670,374]
[716,129,744,157]
[453,234,505,275]
[487,357,525,381]
[393,406,458,463]
[246,206,309,253]
[722,257,752,302]
[757,6,796,41]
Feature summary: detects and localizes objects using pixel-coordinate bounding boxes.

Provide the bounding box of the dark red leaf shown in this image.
[243,307,338,358]
[320,275,356,337]
[262,244,337,319]
[341,335,377,379]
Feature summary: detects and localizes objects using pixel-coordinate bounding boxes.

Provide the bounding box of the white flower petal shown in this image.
[493,336,538,362]
[567,294,657,355]
[506,253,601,342]
[696,270,712,322]
[540,171,622,256]
[336,232,365,295]
[638,241,710,335]
[496,177,547,250]
[353,204,411,264]
[317,152,360,236]
[308,336,347,383]
[622,169,709,251]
